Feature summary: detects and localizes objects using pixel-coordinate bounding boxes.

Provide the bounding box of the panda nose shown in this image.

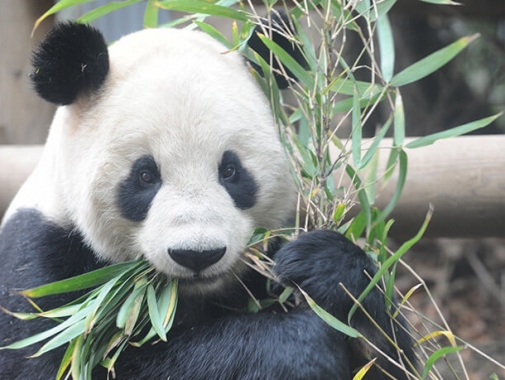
[168,247,226,274]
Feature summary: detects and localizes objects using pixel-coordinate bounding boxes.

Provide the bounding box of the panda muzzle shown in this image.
[168,247,226,276]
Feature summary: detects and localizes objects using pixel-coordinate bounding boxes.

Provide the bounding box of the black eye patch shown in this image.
[118,155,162,222]
[218,150,258,210]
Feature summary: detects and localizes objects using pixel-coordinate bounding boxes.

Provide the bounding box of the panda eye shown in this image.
[139,169,156,184]
[221,165,236,181]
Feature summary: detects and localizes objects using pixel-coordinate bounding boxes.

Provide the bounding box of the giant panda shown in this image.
[0,22,417,379]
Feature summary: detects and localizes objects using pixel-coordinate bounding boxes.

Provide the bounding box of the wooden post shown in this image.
[0,145,43,218]
[0,0,55,144]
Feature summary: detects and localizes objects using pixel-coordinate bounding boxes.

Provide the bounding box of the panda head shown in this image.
[31,22,295,294]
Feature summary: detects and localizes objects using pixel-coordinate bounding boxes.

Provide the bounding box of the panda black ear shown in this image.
[31,22,109,105]
[247,12,306,89]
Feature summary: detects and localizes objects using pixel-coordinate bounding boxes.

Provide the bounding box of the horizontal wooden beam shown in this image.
[331,135,505,238]
[1,136,504,238]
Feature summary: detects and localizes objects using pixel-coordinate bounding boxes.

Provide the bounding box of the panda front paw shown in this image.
[273,230,377,319]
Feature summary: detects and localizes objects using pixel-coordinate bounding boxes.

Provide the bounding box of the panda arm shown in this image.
[0,209,104,380]
[273,230,418,380]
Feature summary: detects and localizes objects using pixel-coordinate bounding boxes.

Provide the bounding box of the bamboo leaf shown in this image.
[155,1,248,21]
[352,358,376,380]
[144,0,160,28]
[377,13,394,83]
[352,87,363,168]
[345,165,371,237]
[116,282,147,335]
[39,304,82,319]
[194,21,232,49]
[298,287,361,338]
[0,307,38,321]
[393,91,405,146]
[349,205,433,320]
[421,346,463,379]
[105,340,129,376]
[31,320,86,357]
[84,275,121,333]
[20,261,144,298]
[0,307,89,350]
[405,112,503,149]
[373,149,408,226]
[327,77,383,98]
[417,330,457,347]
[360,116,392,169]
[257,34,313,89]
[354,0,371,18]
[383,146,399,183]
[391,34,479,87]
[71,335,84,380]
[393,283,422,318]
[56,338,77,380]
[146,285,167,341]
[157,280,178,327]
[333,203,347,224]
[33,0,97,33]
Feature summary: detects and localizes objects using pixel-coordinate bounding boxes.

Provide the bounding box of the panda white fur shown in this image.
[0,23,416,379]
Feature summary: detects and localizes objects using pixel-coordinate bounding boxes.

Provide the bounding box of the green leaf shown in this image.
[405,112,503,149]
[116,281,147,334]
[20,261,144,298]
[155,1,248,21]
[71,335,84,380]
[146,284,167,341]
[352,358,376,380]
[373,149,408,227]
[345,165,371,236]
[377,13,394,82]
[157,280,178,327]
[0,307,89,350]
[421,346,464,379]
[298,287,361,338]
[257,34,313,89]
[360,116,392,169]
[327,77,383,98]
[56,338,77,380]
[144,0,160,28]
[77,0,144,24]
[383,146,399,183]
[194,21,232,49]
[33,0,97,32]
[352,87,362,168]
[333,92,384,113]
[333,203,347,224]
[393,91,405,146]
[349,204,433,320]
[352,0,397,21]
[354,0,371,18]
[373,0,398,21]
[84,274,122,333]
[391,34,479,87]
[31,320,86,357]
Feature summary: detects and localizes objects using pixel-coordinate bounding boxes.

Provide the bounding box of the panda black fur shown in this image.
[0,22,416,379]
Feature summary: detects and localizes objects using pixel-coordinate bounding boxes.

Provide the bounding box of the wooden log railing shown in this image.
[1,135,504,238]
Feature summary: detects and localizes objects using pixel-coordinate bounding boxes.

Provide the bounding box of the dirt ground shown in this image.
[397,238,505,379]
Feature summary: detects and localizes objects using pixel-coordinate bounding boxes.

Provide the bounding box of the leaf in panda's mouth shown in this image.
[0,259,178,379]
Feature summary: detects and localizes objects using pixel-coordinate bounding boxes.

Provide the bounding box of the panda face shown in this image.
[38,28,295,294]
